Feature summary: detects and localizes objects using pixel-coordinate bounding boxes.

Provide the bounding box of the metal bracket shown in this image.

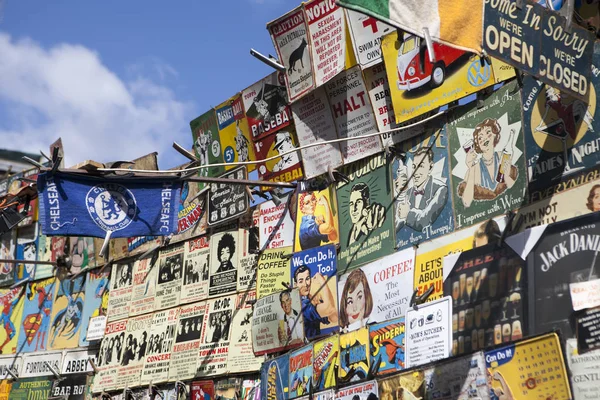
[409,285,435,310]
[250,48,285,71]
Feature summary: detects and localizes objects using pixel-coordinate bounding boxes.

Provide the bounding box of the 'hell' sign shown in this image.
[483,0,594,100]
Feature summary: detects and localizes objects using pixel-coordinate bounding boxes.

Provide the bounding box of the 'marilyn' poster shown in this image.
[529,212,600,339]
[336,153,395,272]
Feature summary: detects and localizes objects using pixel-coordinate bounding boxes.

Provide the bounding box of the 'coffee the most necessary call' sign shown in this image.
[483,0,594,99]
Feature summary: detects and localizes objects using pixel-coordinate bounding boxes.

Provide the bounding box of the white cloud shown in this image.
[0,33,194,168]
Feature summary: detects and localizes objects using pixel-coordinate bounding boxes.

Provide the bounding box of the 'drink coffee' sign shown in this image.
[483,0,594,99]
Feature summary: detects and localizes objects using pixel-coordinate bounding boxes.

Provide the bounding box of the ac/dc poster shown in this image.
[68,236,96,275]
[521,43,600,194]
[17,277,55,353]
[117,313,153,390]
[423,351,489,400]
[130,255,157,317]
[260,353,290,400]
[107,261,133,322]
[447,81,526,230]
[197,295,235,377]
[254,125,304,184]
[368,317,406,375]
[339,327,370,383]
[191,380,215,400]
[336,153,395,272]
[93,319,127,392]
[9,377,52,400]
[528,212,600,339]
[80,269,109,347]
[181,236,210,305]
[209,230,239,297]
[290,244,338,339]
[51,374,87,400]
[190,109,225,185]
[443,243,527,356]
[155,243,185,311]
[0,287,24,354]
[48,276,85,350]
[168,302,206,381]
[227,291,263,374]
[313,335,339,391]
[0,231,15,287]
[242,71,291,141]
[335,381,379,400]
[393,124,455,250]
[289,345,313,399]
[140,308,178,385]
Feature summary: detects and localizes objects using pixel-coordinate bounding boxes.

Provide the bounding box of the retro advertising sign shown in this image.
[423,352,490,400]
[215,95,256,170]
[207,167,249,226]
[447,81,526,230]
[312,335,339,391]
[254,127,304,184]
[18,277,55,353]
[363,62,401,132]
[80,269,109,346]
[268,6,315,102]
[345,8,393,68]
[335,380,378,400]
[228,291,263,374]
[190,109,225,183]
[260,353,290,400]
[0,231,15,287]
[289,345,313,399]
[369,316,406,375]
[238,215,259,292]
[257,247,292,300]
[339,327,370,383]
[259,195,295,250]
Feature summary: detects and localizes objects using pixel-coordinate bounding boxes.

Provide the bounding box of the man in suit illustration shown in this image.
[395,147,448,233]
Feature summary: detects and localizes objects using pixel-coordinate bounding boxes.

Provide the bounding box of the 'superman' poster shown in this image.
[17,278,56,353]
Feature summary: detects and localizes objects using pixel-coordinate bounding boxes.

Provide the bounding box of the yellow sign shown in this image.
[215,94,256,171]
[0,288,24,354]
[294,185,340,253]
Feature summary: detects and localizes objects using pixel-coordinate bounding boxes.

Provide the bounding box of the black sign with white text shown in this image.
[207,166,249,226]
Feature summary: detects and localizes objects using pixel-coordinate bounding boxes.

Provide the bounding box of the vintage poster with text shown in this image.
[107,261,133,322]
[130,255,157,317]
[289,345,313,399]
[17,277,55,353]
[10,378,52,400]
[257,247,292,300]
[363,61,400,132]
[238,211,259,292]
[335,380,378,400]
[209,230,239,297]
[344,8,393,68]
[48,276,85,350]
[196,295,235,377]
[181,236,210,305]
[313,335,339,391]
[379,370,425,399]
[51,374,87,400]
[0,231,15,287]
[215,94,256,170]
[93,319,127,392]
[566,339,600,400]
[155,243,184,310]
[80,269,109,347]
[260,353,290,400]
[254,125,304,184]
[171,180,208,243]
[259,196,295,250]
[369,316,406,376]
[141,308,178,385]
[116,312,153,389]
[190,109,225,184]
[168,301,206,381]
[227,290,263,374]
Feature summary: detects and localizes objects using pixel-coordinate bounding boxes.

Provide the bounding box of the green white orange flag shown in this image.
[336,0,483,54]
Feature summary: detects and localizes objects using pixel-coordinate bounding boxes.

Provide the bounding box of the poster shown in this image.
[33,228,53,280]
[363,62,400,132]
[289,345,313,399]
[260,353,289,400]
[155,243,184,311]
[117,313,153,389]
[290,245,339,339]
[215,94,256,170]
[337,248,415,332]
[379,370,425,399]
[566,339,600,400]
[291,86,343,178]
[191,381,215,400]
[305,0,345,86]
[238,212,259,292]
[208,230,239,297]
[68,236,96,275]
[392,124,455,250]
[242,71,291,141]
[21,351,62,378]
[0,287,24,354]
[259,196,294,250]
[0,231,15,287]
[313,335,339,391]
[228,291,263,374]
[207,167,249,226]
[254,127,304,184]
[335,381,378,400]
[423,352,489,400]
[107,261,133,322]
[168,302,205,381]
[190,109,225,183]
[128,256,156,317]
[51,374,87,400]
[445,244,527,356]
[368,317,405,376]
[14,225,38,281]
[294,180,340,253]
[521,45,600,194]
[339,327,370,383]
[344,8,393,68]
[256,247,292,300]
[48,276,85,350]
[18,277,55,353]
[576,306,600,353]
[447,81,526,229]
[80,269,109,346]
[325,65,381,164]
[485,333,571,400]
[528,213,600,339]
[94,319,127,392]
[381,30,495,124]
[171,180,207,243]
[251,289,304,355]
[140,308,178,385]
[268,6,315,102]
[181,236,210,305]
[197,295,235,377]
[9,378,52,400]
[405,296,452,368]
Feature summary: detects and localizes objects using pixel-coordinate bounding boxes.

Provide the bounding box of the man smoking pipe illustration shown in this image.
[347,183,385,246]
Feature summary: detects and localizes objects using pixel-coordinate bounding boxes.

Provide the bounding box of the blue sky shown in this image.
[0,0,295,168]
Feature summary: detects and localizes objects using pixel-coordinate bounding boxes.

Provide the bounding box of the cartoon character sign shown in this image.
[339,327,370,383]
[260,353,290,400]
[255,128,304,184]
[80,269,109,347]
[49,276,85,349]
[215,94,256,171]
[369,317,406,375]
[18,278,55,353]
[289,345,313,399]
[0,287,24,354]
[15,225,38,281]
[190,109,225,186]
[447,81,526,229]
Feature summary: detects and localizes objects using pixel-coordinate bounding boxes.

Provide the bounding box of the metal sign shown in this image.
[207,166,249,226]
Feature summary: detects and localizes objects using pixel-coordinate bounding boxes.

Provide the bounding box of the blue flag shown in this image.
[37,172,181,238]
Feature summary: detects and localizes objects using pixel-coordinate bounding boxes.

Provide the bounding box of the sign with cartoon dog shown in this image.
[447,81,526,229]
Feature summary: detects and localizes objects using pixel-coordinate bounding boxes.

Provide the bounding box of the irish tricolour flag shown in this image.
[336,0,483,54]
